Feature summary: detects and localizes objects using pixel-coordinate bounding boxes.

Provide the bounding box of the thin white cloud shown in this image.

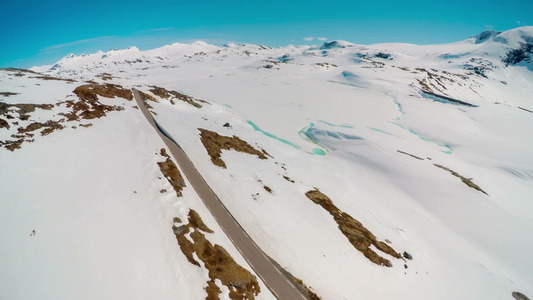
[174,38,236,45]
[317,37,327,41]
[303,37,314,41]
[136,27,174,33]
[517,20,521,25]
[39,36,116,54]
[484,24,494,29]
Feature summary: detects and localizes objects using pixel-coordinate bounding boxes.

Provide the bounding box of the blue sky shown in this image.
[1,0,531,68]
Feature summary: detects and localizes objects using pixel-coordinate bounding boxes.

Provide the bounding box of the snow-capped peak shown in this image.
[190,40,209,47]
[320,40,355,50]
[492,26,533,46]
[472,30,502,44]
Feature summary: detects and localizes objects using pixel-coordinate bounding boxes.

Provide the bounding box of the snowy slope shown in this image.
[0,70,274,300]
[2,26,533,300]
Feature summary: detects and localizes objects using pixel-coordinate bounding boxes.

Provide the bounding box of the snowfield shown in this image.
[1,26,532,300]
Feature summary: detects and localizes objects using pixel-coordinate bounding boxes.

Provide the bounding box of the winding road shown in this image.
[132,89,307,300]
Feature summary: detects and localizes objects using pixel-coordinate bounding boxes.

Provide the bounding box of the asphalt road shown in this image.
[132,89,307,300]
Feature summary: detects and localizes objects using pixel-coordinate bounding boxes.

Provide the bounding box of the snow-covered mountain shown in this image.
[1,26,532,300]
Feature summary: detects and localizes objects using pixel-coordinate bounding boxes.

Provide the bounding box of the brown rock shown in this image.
[305,189,402,267]
[198,128,267,169]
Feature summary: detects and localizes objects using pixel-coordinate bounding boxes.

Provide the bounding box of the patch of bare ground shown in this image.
[512,291,530,300]
[421,90,477,107]
[518,106,532,113]
[397,150,424,160]
[283,175,295,183]
[315,62,337,68]
[138,90,158,102]
[0,68,40,74]
[0,92,19,97]
[359,57,385,69]
[96,73,114,81]
[416,78,435,93]
[40,120,65,136]
[17,120,65,136]
[260,148,272,158]
[172,210,261,300]
[149,86,204,108]
[30,75,76,82]
[198,128,267,169]
[267,255,321,300]
[416,69,449,93]
[17,122,44,134]
[157,148,185,197]
[396,66,410,71]
[0,103,56,150]
[70,83,131,119]
[292,277,321,300]
[434,164,488,195]
[74,83,133,102]
[0,103,54,120]
[0,103,62,150]
[305,189,402,267]
[135,90,158,112]
[1,68,41,78]
[2,139,25,151]
[0,118,10,129]
[1,83,131,151]
[414,68,471,96]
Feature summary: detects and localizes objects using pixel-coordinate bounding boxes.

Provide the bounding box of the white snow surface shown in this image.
[2,26,533,299]
[0,75,273,300]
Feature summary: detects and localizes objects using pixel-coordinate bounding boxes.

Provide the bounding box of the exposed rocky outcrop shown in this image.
[434,164,488,195]
[320,41,352,50]
[1,83,131,151]
[70,83,130,119]
[138,90,157,102]
[30,75,76,82]
[0,68,40,74]
[96,73,114,81]
[0,118,10,129]
[374,52,392,60]
[292,277,321,300]
[419,90,477,107]
[397,150,424,160]
[512,291,530,300]
[413,68,469,95]
[473,30,501,44]
[503,42,533,66]
[0,103,54,120]
[463,57,496,77]
[16,120,64,136]
[198,128,267,168]
[157,148,185,197]
[149,86,204,108]
[172,210,261,300]
[73,83,133,102]
[305,189,402,267]
[3,139,25,151]
[0,92,19,97]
